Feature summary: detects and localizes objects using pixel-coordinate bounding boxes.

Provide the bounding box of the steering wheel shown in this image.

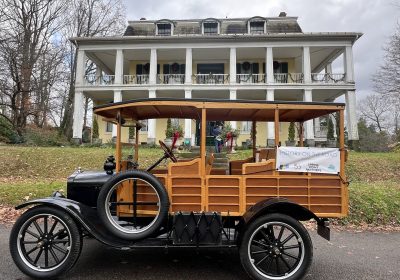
[159,140,178,163]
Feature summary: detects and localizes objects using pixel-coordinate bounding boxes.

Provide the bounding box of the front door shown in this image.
[195,121,224,146]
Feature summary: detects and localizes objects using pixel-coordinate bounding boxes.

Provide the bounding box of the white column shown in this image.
[149,48,157,84]
[303,89,315,145]
[114,49,124,84]
[325,63,332,74]
[266,47,274,83]
[184,90,192,144]
[72,91,84,140]
[345,90,358,140]
[229,47,236,84]
[266,89,275,146]
[344,46,354,82]
[302,46,311,84]
[229,90,237,129]
[331,115,337,138]
[95,66,102,85]
[75,50,86,86]
[111,90,122,137]
[185,48,192,84]
[147,90,157,144]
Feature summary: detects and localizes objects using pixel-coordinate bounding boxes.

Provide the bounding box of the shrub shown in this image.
[92,117,99,139]
[23,126,68,146]
[0,116,21,143]
[327,116,335,140]
[288,122,295,141]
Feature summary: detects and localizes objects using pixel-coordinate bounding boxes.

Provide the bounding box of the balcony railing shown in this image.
[274,73,304,83]
[123,75,149,85]
[157,74,185,84]
[311,73,346,83]
[85,75,115,85]
[193,74,230,84]
[236,74,265,84]
[84,72,348,86]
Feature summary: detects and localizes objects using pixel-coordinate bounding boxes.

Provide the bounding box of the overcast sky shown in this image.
[122,0,400,100]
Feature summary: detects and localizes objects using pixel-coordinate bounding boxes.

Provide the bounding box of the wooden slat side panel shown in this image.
[170,177,202,213]
[207,176,241,215]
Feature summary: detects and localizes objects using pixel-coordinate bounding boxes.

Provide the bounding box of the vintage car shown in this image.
[9,98,348,280]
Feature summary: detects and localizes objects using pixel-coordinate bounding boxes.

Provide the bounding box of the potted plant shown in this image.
[326,116,336,147]
[285,122,296,146]
[91,117,102,145]
[165,118,183,148]
[128,126,135,143]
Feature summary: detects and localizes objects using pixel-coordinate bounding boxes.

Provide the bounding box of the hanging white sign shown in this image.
[276,147,340,174]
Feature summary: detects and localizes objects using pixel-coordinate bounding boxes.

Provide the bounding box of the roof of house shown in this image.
[123,16,303,36]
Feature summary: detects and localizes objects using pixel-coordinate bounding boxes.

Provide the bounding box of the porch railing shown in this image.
[85,75,115,85]
[274,73,304,83]
[311,73,346,83]
[123,75,149,85]
[157,74,185,84]
[236,74,265,84]
[193,74,229,84]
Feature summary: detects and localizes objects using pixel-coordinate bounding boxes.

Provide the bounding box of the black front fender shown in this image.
[16,197,136,248]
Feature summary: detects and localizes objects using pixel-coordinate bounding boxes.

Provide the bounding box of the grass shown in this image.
[0,146,399,226]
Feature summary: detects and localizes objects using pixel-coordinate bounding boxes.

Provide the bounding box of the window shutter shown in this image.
[163,64,170,74]
[136,64,143,75]
[236,63,241,75]
[180,64,185,74]
[281,62,288,74]
[263,63,266,74]
[252,63,259,74]
[157,64,160,74]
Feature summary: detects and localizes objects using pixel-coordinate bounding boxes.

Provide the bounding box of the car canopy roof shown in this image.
[93,98,345,122]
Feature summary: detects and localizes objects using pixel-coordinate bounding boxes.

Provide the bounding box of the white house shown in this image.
[71,13,361,146]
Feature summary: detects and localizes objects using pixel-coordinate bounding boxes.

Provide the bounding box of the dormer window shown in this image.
[249,21,265,34]
[203,22,218,35]
[156,22,172,36]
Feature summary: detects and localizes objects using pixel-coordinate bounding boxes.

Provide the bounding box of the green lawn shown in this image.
[0,146,399,225]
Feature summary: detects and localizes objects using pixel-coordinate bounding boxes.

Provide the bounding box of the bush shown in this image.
[288,122,295,141]
[92,117,99,139]
[327,116,335,140]
[23,126,68,146]
[0,116,21,143]
[357,119,390,152]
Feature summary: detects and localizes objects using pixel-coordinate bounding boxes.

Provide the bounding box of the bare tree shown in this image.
[358,94,391,132]
[58,0,126,138]
[0,0,66,135]
[373,23,400,104]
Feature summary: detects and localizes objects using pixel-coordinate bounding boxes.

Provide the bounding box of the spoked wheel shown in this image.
[97,170,169,241]
[9,206,82,279]
[240,214,312,280]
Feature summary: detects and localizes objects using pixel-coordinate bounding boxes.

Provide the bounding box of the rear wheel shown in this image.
[9,206,82,279]
[239,213,312,280]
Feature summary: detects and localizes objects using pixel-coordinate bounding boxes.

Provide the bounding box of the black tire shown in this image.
[239,213,313,280]
[97,170,169,241]
[9,206,82,279]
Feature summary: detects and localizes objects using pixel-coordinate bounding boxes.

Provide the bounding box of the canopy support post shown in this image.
[135,125,140,164]
[115,111,122,172]
[274,109,280,147]
[299,122,304,147]
[252,121,257,160]
[339,109,345,176]
[201,108,207,176]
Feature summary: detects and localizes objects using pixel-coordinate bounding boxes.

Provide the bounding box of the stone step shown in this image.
[214,158,229,164]
[212,162,229,169]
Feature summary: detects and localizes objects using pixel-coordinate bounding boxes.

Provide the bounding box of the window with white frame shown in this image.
[171,118,180,127]
[242,121,252,133]
[106,122,113,133]
[249,21,265,34]
[157,23,172,36]
[140,120,148,132]
[203,22,218,35]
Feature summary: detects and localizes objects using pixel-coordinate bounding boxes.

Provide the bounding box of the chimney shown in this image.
[279,12,287,17]
[140,17,146,20]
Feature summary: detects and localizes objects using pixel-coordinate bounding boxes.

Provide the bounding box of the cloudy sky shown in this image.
[122,0,400,100]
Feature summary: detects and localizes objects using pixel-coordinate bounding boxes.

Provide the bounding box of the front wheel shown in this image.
[239,213,313,280]
[9,206,82,279]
